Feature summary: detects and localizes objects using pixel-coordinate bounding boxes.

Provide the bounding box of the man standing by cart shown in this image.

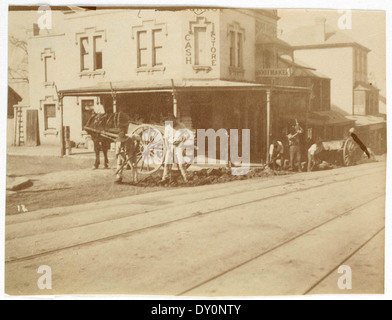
[162,116,189,183]
[92,132,110,170]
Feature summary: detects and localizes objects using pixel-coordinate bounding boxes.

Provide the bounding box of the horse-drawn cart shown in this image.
[84,112,196,179]
[84,112,166,176]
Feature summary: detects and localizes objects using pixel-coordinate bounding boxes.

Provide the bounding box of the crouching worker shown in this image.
[115,131,140,184]
[269,139,284,171]
[308,141,324,172]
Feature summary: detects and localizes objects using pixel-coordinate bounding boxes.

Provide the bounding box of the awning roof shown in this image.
[280,55,316,70]
[280,110,355,126]
[256,34,293,50]
[279,56,331,79]
[346,115,386,127]
[59,79,311,96]
[308,111,356,126]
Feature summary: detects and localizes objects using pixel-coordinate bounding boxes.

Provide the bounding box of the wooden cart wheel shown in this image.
[131,124,165,175]
[343,138,358,166]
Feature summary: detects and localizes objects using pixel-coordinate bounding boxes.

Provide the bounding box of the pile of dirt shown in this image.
[137,167,289,188]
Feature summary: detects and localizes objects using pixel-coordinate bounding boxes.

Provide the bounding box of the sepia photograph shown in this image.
[2,1,389,299]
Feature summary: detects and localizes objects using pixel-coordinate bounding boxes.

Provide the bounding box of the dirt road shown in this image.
[6,154,170,215]
[5,161,386,296]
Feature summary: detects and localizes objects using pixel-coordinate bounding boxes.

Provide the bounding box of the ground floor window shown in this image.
[44,104,56,130]
[82,99,95,127]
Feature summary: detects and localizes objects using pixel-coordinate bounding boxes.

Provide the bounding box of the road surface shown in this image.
[5,161,386,296]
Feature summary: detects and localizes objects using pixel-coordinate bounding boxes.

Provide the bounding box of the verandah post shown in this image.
[266,89,271,165]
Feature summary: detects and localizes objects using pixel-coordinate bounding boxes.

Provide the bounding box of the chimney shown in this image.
[33,23,40,36]
[314,17,327,43]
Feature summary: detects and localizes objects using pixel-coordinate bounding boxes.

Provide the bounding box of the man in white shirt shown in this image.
[93,102,105,114]
[307,141,324,172]
[269,139,284,170]
[162,117,190,183]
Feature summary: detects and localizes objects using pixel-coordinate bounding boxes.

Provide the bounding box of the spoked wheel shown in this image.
[343,138,358,166]
[131,124,165,175]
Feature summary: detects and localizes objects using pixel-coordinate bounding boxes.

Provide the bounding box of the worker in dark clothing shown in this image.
[92,133,110,170]
[115,131,140,184]
[349,128,371,159]
[287,120,304,172]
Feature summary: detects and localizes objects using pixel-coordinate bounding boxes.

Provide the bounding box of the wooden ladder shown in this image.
[15,107,25,146]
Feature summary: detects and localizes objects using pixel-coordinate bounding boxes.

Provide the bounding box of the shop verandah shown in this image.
[58,79,312,164]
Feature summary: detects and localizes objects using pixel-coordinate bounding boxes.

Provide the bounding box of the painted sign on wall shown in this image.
[185,17,217,68]
[257,68,292,77]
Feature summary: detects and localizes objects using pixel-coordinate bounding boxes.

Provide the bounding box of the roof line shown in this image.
[292,42,371,53]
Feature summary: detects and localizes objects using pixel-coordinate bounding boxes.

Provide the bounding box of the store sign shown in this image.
[257,68,292,77]
[185,32,217,66]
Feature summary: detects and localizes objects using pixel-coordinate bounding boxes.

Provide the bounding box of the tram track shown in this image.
[6,162,385,228]
[303,226,385,295]
[5,164,384,240]
[177,194,385,296]
[5,166,385,265]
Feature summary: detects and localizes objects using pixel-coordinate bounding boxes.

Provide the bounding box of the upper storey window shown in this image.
[80,37,90,71]
[76,27,107,77]
[41,48,56,85]
[80,36,103,72]
[152,29,163,67]
[136,28,164,68]
[227,22,245,75]
[132,20,168,73]
[94,36,103,70]
[137,30,148,68]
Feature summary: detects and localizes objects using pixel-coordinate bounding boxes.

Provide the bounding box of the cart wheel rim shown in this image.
[131,124,165,175]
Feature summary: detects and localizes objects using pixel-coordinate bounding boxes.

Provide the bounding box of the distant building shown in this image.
[254,28,355,144]
[284,18,386,154]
